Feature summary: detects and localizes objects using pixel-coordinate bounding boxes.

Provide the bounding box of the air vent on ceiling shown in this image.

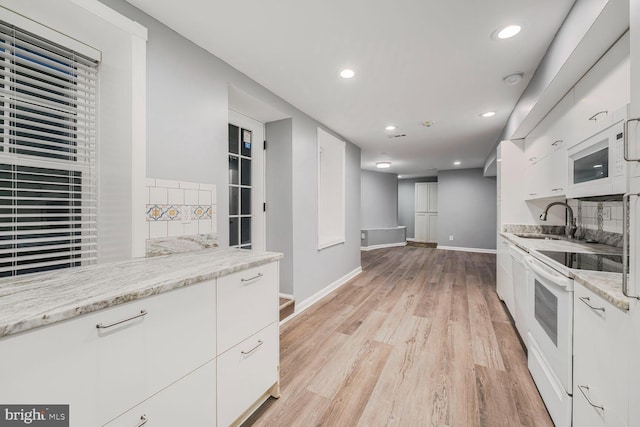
[387,133,407,139]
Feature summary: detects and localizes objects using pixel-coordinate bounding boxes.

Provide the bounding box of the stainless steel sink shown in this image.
[513,233,561,240]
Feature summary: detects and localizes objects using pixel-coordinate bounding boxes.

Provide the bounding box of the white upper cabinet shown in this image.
[570,33,631,148]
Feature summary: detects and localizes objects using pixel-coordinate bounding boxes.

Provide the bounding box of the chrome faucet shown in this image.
[539,201,577,238]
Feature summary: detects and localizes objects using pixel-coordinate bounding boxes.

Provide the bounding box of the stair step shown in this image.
[279,297,295,321]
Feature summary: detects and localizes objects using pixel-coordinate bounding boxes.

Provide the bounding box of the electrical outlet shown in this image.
[361,232,365,240]
[449,235,454,241]
[602,206,611,221]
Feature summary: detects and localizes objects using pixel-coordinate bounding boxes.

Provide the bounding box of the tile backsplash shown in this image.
[568,199,623,233]
[145,179,218,256]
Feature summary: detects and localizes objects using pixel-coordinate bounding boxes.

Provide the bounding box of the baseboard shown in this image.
[406,238,416,242]
[280,266,363,326]
[437,245,497,254]
[278,292,294,300]
[360,241,407,251]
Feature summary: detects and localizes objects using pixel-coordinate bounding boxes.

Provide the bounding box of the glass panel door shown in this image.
[228,124,252,249]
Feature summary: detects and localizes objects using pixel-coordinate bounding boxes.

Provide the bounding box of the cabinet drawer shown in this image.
[217,262,278,354]
[217,322,279,427]
[104,358,216,427]
[573,283,629,426]
[0,313,99,427]
[97,280,216,424]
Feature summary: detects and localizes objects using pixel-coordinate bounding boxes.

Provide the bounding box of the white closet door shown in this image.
[428,213,438,242]
[427,183,438,212]
[415,212,428,242]
[415,183,429,212]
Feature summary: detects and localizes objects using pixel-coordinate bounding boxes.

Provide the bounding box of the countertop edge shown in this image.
[499,232,630,311]
[0,250,283,339]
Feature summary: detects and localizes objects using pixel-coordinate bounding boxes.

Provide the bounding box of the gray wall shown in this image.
[100,0,362,303]
[265,119,293,295]
[398,177,438,239]
[361,170,398,229]
[437,168,497,250]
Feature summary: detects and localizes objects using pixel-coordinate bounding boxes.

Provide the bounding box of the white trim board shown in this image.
[278,293,294,300]
[437,245,497,254]
[279,266,362,326]
[360,242,407,251]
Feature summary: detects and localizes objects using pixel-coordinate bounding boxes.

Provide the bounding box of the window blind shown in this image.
[0,20,98,277]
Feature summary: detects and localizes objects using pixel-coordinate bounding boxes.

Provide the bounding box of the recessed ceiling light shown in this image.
[481,111,496,118]
[421,121,435,127]
[497,25,521,39]
[340,69,355,79]
[385,125,396,131]
[503,73,523,86]
[376,162,391,169]
[454,161,461,166]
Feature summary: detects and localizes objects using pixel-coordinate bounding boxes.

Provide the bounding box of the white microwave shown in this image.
[567,107,628,198]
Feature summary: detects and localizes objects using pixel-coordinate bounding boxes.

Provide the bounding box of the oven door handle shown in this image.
[526,256,570,288]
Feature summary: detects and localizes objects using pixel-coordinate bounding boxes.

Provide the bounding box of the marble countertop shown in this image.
[0,248,283,338]
[501,232,631,310]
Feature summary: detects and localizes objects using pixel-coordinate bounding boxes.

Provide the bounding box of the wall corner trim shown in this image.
[360,242,407,251]
[280,266,362,326]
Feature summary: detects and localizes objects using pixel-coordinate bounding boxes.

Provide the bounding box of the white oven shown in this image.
[526,255,573,427]
[567,105,629,198]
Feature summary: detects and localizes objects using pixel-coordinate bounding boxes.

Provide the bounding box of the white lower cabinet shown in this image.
[217,322,279,426]
[0,259,280,427]
[96,279,217,424]
[104,359,216,427]
[573,282,629,427]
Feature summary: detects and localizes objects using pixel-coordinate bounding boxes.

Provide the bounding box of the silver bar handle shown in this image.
[588,110,608,121]
[578,296,605,312]
[577,385,604,411]
[136,415,148,427]
[529,156,536,162]
[551,188,564,192]
[241,273,263,283]
[551,139,563,147]
[96,310,148,329]
[623,193,640,299]
[624,118,640,161]
[241,340,263,355]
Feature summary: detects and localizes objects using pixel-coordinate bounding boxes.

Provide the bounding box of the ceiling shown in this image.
[126,0,575,178]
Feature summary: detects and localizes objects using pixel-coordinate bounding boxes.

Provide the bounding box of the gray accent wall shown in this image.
[99,0,362,304]
[398,177,438,239]
[437,168,497,250]
[361,170,398,229]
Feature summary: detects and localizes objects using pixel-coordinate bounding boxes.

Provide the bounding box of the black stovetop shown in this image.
[537,250,623,273]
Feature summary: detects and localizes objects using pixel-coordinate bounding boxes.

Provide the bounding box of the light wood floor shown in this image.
[243,246,553,427]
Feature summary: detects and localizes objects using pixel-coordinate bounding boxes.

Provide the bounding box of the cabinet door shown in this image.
[104,359,216,427]
[217,322,279,427]
[548,140,568,196]
[415,212,428,242]
[573,283,629,426]
[572,33,630,145]
[415,183,429,212]
[0,314,99,427]
[217,262,278,355]
[427,213,438,242]
[427,183,437,212]
[496,237,514,315]
[96,280,217,424]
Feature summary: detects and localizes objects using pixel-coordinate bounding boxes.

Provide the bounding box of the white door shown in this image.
[415,183,429,212]
[415,212,428,242]
[427,183,438,212]
[228,110,266,251]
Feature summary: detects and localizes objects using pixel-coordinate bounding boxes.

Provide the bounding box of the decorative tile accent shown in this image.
[144,179,218,255]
